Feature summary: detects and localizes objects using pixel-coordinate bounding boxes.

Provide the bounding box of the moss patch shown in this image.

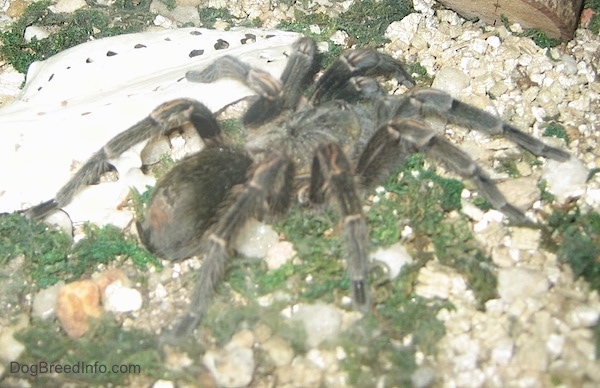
[13,317,172,385]
[0,214,160,288]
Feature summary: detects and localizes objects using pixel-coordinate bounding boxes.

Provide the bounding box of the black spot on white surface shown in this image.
[106,51,118,57]
[190,30,202,35]
[134,44,147,49]
[214,39,229,50]
[241,34,256,44]
[189,49,204,58]
[86,58,93,63]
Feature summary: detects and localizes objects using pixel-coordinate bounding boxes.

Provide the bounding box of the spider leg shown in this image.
[186,56,282,101]
[165,154,294,339]
[310,143,370,311]
[387,89,570,161]
[357,119,530,221]
[186,37,317,128]
[25,99,221,220]
[310,48,415,104]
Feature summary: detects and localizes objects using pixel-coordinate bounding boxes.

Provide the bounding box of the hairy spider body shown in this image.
[25,36,569,339]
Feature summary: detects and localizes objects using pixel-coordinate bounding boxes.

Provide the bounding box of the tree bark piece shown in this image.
[437,0,583,40]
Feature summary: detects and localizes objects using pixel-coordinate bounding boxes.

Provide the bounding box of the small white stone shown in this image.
[227,329,255,349]
[152,380,175,388]
[509,227,541,250]
[515,335,548,371]
[546,333,565,357]
[32,281,64,320]
[329,30,349,46]
[262,336,294,366]
[24,26,51,43]
[52,0,87,13]
[371,242,413,279]
[490,337,513,366]
[265,241,296,270]
[565,305,600,328]
[291,303,342,348]
[0,315,28,362]
[153,14,175,28]
[486,35,501,49]
[415,261,467,300]
[411,366,436,388]
[233,218,279,259]
[497,267,549,302]
[203,346,255,388]
[309,25,321,34]
[103,281,143,313]
[542,157,588,201]
[431,67,470,98]
[385,14,422,47]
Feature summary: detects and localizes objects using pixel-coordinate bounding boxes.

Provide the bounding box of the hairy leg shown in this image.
[310,143,370,310]
[357,119,533,221]
[311,48,415,104]
[379,90,570,161]
[25,99,220,219]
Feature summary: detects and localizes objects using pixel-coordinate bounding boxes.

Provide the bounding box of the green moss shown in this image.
[0,213,72,287]
[372,154,498,308]
[197,7,236,26]
[405,62,434,86]
[498,157,521,178]
[543,206,600,356]
[73,223,161,271]
[545,208,600,292]
[337,0,413,46]
[220,118,246,146]
[340,290,450,385]
[14,317,171,385]
[500,14,560,47]
[0,214,160,288]
[130,185,154,221]
[542,122,570,146]
[0,0,153,73]
[278,0,413,65]
[522,28,560,48]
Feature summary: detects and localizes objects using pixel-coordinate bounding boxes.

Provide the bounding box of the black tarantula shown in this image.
[26,36,569,339]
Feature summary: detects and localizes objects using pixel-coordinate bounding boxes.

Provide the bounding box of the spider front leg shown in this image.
[25,99,221,220]
[186,37,317,128]
[163,154,295,339]
[310,143,370,310]
[310,47,415,104]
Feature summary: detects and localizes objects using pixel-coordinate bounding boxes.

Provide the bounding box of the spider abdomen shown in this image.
[137,146,253,260]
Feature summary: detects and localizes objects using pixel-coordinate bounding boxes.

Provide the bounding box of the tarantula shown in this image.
[26,36,569,338]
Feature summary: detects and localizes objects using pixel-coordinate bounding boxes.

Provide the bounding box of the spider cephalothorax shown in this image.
[26,36,569,338]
